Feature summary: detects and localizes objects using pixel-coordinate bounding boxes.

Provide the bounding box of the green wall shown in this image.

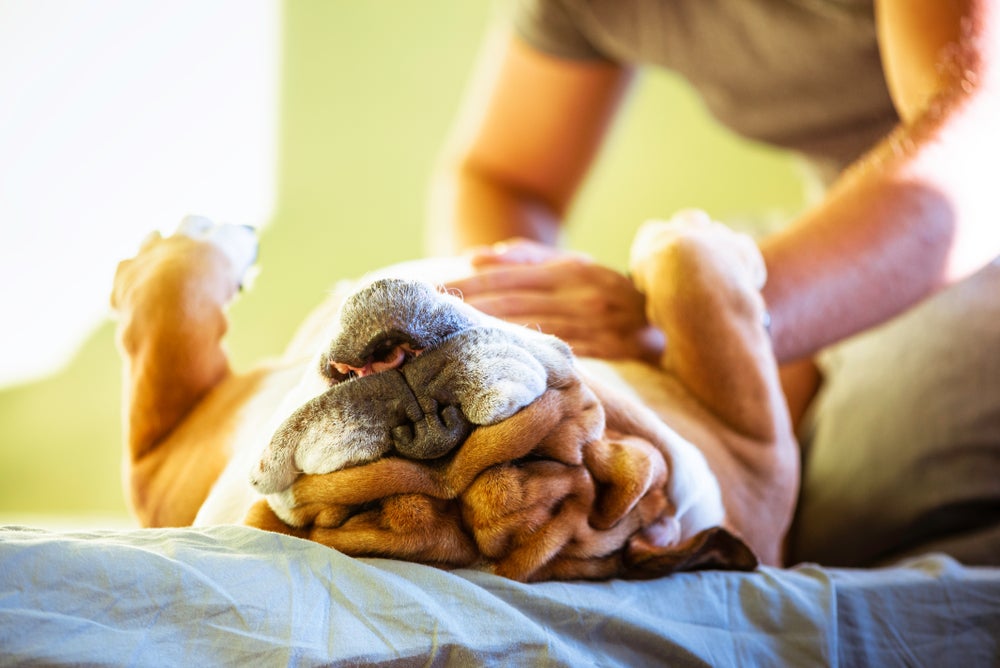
[0,1,805,522]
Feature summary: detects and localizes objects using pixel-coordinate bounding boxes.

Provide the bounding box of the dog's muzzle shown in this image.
[251,277,570,496]
[277,331,482,461]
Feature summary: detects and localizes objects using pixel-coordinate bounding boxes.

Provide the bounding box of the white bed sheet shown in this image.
[1,525,997,666]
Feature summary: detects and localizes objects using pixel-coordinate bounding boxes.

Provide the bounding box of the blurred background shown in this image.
[0,1,807,527]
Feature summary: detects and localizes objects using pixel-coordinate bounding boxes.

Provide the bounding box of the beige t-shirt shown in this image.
[513,0,899,179]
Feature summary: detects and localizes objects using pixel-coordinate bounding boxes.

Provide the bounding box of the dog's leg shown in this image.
[111,217,257,526]
[629,212,799,565]
[630,211,790,443]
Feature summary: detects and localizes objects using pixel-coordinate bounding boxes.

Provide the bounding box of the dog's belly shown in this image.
[578,358,668,409]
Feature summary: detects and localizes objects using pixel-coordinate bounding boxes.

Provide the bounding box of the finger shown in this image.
[449,258,634,304]
[467,237,572,267]
[447,262,581,298]
[487,314,628,345]
[554,330,642,361]
[462,289,640,322]
[561,330,657,362]
[530,319,662,361]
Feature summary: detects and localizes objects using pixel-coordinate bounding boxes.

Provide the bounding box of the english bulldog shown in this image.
[111,211,798,581]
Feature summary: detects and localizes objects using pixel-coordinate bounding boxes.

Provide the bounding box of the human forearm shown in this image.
[760,0,999,363]
[426,161,563,255]
[761,170,952,363]
[762,83,999,362]
[426,34,631,255]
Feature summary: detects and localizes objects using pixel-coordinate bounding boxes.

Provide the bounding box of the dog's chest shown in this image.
[193,364,310,525]
[581,357,725,453]
[579,358,690,420]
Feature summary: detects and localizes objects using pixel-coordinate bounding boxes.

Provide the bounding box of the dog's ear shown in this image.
[623,526,758,579]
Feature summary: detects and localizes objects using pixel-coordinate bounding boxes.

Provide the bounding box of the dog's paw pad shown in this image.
[138,230,164,252]
[176,215,259,286]
[631,211,767,290]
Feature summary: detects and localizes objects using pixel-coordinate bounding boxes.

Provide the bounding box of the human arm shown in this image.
[427,33,632,254]
[428,33,659,360]
[761,0,1000,362]
[433,1,999,368]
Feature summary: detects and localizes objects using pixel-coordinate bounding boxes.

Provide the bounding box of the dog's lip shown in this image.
[329,342,423,380]
[323,330,427,384]
[322,323,492,388]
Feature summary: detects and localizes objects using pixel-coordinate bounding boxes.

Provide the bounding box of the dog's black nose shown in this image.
[391,336,475,459]
[390,399,472,460]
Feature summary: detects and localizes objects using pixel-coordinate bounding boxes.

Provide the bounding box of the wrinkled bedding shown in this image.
[1,525,997,666]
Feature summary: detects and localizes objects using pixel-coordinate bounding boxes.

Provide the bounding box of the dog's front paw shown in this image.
[177,215,259,288]
[629,210,766,293]
[112,217,259,314]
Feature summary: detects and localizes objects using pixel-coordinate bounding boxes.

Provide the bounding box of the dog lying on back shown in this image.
[111,212,798,581]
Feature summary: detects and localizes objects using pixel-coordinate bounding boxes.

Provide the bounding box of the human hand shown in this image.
[446,238,664,363]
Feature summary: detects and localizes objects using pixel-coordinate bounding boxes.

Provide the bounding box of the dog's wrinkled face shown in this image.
[244,275,758,580]
[249,278,576,495]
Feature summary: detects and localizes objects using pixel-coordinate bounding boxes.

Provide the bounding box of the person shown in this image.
[427,0,1000,566]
